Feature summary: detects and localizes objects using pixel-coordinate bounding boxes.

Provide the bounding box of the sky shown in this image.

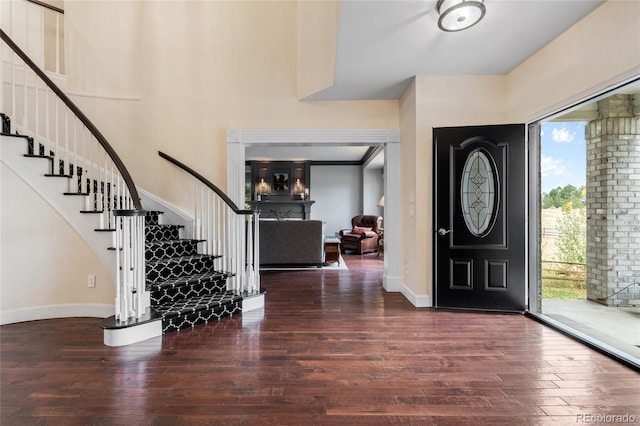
[540,121,586,194]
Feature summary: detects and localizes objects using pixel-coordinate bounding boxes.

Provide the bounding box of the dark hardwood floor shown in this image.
[2,253,639,425]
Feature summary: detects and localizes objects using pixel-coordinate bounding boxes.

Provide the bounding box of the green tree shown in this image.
[555,204,586,264]
[542,184,585,209]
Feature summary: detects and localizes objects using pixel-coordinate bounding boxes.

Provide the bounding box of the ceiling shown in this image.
[246,0,608,164]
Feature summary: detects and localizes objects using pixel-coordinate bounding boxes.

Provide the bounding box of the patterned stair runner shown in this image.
[144,211,242,333]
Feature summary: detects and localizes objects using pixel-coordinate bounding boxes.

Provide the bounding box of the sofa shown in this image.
[339,215,383,254]
[259,220,325,267]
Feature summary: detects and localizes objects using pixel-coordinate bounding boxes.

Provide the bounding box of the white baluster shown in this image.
[207,191,213,256]
[64,108,69,177]
[11,49,16,124]
[110,159,115,228]
[34,78,39,145]
[22,61,29,133]
[82,126,88,197]
[54,97,59,173]
[201,185,205,243]
[73,118,78,192]
[135,215,145,318]
[55,13,60,74]
[0,41,4,116]
[39,5,45,68]
[115,216,123,320]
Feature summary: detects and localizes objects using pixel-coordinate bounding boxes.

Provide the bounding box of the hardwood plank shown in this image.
[1,253,639,425]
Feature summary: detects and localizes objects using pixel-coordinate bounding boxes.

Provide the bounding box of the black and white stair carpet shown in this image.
[145,211,242,334]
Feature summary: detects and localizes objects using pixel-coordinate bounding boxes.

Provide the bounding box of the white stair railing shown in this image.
[159,151,261,297]
[1,29,147,322]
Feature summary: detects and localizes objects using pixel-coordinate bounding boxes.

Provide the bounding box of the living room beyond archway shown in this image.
[226,129,402,292]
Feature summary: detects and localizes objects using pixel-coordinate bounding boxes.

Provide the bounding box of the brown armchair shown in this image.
[339,215,383,254]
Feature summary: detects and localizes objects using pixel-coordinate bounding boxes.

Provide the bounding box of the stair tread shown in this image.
[146,253,221,266]
[146,224,184,229]
[24,154,53,159]
[44,173,73,178]
[153,292,241,317]
[147,239,205,246]
[148,271,227,288]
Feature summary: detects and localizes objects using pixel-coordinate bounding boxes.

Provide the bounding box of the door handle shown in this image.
[437,228,453,236]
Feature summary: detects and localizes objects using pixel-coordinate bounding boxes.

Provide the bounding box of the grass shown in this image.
[542,278,586,299]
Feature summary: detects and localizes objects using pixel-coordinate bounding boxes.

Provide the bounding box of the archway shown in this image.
[227,129,402,291]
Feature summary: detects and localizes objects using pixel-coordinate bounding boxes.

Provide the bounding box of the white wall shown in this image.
[363,166,384,219]
[310,165,361,236]
[1,164,114,324]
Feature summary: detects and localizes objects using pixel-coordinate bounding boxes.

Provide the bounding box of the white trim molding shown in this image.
[400,284,433,308]
[227,128,402,295]
[0,303,115,325]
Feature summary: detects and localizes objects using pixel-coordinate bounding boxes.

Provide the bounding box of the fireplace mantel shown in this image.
[247,200,315,220]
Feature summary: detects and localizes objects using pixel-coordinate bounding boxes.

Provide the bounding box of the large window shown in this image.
[534,81,640,367]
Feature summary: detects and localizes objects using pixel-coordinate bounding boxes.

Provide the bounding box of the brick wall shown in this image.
[586,94,640,307]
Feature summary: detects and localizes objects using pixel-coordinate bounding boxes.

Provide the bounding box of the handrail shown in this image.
[0,29,142,211]
[159,151,254,215]
[25,0,64,14]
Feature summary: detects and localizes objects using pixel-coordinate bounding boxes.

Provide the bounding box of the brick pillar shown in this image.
[586,94,640,307]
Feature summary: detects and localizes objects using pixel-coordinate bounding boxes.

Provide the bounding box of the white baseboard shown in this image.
[103,321,163,347]
[242,293,265,311]
[0,303,115,325]
[400,283,433,308]
[383,273,402,292]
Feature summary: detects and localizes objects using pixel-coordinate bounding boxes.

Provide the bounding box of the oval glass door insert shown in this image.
[461,149,498,237]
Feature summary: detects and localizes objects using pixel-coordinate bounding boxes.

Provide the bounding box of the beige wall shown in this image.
[506,0,640,122]
[297,0,340,99]
[400,76,506,298]
[64,0,398,217]
[1,164,114,319]
[399,80,417,294]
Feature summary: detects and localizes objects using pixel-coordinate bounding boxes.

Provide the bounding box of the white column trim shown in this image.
[383,142,402,292]
[227,128,402,294]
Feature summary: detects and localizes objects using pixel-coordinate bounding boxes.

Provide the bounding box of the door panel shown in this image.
[434,124,526,312]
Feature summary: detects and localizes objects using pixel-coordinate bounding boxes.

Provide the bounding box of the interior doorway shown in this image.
[226,129,402,292]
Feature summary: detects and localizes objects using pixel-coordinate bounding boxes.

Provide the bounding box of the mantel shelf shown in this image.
[249,200,315,204]
[248,200,315,220]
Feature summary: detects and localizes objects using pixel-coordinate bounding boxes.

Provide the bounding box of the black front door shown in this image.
[434,124,526,312]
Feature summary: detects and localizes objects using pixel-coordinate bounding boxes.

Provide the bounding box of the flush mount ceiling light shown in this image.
[436,0,486,32]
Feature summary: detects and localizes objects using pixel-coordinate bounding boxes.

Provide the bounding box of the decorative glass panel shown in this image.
[461,149,498,237]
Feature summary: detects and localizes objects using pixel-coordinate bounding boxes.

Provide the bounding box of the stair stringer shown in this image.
[1,134,117,282]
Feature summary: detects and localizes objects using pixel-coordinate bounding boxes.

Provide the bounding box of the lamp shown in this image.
[294,178,305,199]
[377,196,384,207]
[436,0,486,32]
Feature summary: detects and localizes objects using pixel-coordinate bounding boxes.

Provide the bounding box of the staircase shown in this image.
[1,25,262,346]
[144,211,242,334]
[2,116,251,343]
